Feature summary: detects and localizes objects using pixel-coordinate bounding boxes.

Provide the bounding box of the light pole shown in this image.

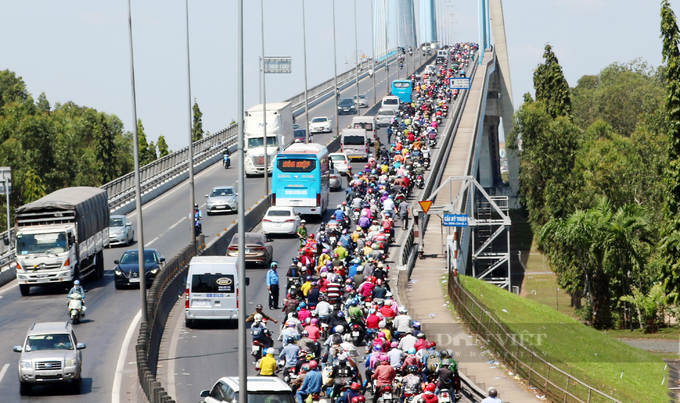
[332,0,339,136]
[236,0,248,401]
[395,0,399,80]
[384,0,389,85]
[184,0,197,253]
[126,0,147,323]
[354,0,360,109]
[371,0,376,105]
[260,0,269,195]
[302,0,310,143]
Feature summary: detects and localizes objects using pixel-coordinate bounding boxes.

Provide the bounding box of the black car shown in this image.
[114,249,165,289]
[338,98,357,115]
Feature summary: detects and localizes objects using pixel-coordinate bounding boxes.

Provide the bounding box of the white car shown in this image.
[329,152,350,173]
[309,116,331,134]
[353,94,368,107]
[109,215,134,246]
[262,207,301,235]
[376,108,397,127]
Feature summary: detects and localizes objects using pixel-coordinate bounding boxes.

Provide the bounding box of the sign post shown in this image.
[0,167,11,247]
[443,213,468,227]
[449,77,470,90]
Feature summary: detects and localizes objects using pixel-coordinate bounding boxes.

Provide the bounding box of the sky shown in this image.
[0,1,665,152]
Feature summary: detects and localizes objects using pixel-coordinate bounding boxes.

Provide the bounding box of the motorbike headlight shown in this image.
[20,361,32,369]
[66,358,77,367]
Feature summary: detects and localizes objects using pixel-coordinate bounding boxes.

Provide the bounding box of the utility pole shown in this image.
[184,0,197,253]
[261,0,269,195]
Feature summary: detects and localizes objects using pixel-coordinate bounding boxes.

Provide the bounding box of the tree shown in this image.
[93,113,117,184]
[192,99,204,142]
[22,168,46,203]
[533,44,572,119]
[157,135,170,158]
[36,92,50,114]
[135,119,156,166]
[620,280,677,333]
[659,0,680,293]
[0,70,30,116]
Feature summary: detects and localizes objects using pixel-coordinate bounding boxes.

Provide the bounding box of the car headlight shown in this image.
[21,361,32,369]
[114,269,123,276]
[150,268,159,274]
[18,275,26,280]
[66,358,77,367]
[60,271,70,277]
[245,158,253,165]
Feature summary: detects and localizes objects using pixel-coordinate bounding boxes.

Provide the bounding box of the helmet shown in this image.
[304,318,311,325]
[267,348,275,355]
[334,325,344,333]
[299,301,307,308]
[308,360,318,369]
[342,201,347,206]
[301,330,309,337]
[309,233,315,239]
[323,248,329,254]
[253,313,263,322]
[427,341,436,349]
[377,331,385,339]
[306,276,312,281]
[352,397,366,403]
[441,358,451,366]
[390,341,398,348]
[408,347,416,355]
[74,280,80,286]
[407,365,418,374]
[333,253,339,258]
[330,214,336,219]
[379,354,389,362]
[416,332,426,339]
[376,279,383,286]
[194,203,199,208]
[350,382,361,391]
[425,383,436,392]
[373,344,382,351]
[311,318,318,325]
[270,261,278,268]
[412,320,421,330]
[256,304,264,310]
[337,311,345,318]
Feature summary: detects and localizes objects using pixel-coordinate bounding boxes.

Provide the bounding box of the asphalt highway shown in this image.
[0,54,423,401]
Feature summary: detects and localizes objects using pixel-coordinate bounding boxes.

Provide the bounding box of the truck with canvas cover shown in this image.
[244,102,293,176]
[14,187,109,296]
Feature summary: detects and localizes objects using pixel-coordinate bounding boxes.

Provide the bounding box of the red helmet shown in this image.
[376,279,383,286]
[352,397,366,403]
[350,382,361,391]
[309,234,315,239]
[342,201,347,206]
[308,360,318,369]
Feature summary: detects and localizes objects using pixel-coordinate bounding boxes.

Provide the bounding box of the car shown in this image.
[108,215,134,246]
[309,116,331,134]
[262,207,302,235]
[205,186,238,215]
[200,376,294,403]
[329,167,342,191]
[329,152,350,174]
[14,322,86,395]
[293,128,308,143]
[376,108,397,127]
[227,232,273,266]
[337,98,357,115]
[353,94,368,107]
[114,249,165,289]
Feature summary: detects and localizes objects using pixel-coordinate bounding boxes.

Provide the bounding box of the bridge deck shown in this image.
[403,51,540,402]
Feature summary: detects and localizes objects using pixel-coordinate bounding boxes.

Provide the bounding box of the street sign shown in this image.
[449,78,470,90]
[443,214,468,227]
[0,167,11,195]
[418,200,433,214]
[263,57,292,74]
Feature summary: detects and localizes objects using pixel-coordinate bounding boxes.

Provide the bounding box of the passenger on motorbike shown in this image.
[257,348,278,376]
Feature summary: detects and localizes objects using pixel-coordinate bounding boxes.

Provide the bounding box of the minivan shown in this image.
[381,96,400,112]
[341,129,370,161]
[185,256,243,328]
[350,116,377,139]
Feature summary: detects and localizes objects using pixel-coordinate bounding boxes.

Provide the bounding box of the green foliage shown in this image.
[659,0,680,294]
[135,119,157,166]
[620,279,678,333]
[192,99,204,142]
[0,70,30,116]
[157,135,170,158]
[533,44,572,119]
[22,169,46,203]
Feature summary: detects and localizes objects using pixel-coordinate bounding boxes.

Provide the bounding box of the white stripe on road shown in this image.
[0,363,9,383]
[112,309,142,403]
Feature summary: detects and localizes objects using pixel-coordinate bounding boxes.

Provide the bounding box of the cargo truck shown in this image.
[14,187,109,296]
[244,102,293,176]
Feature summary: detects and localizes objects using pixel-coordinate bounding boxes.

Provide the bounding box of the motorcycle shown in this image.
[436,116,442,125]
[350,323,364,346]
[329,234,338,250]
[194,217,202,236]
[223,155,231,169]
[428,137,437,148]
[251,339,266,363]
[423,158,431,170]
[375,384,394,403]
[282,365,298,386]
[437,388,453,403]
[415,175,424,189]
[68,293,85,324]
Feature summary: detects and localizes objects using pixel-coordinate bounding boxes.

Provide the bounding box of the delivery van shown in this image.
[185,256,243,328]
[350,116,377,139]
[341,128,370,161]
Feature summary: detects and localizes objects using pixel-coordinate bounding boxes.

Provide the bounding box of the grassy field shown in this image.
[458,275,669,403]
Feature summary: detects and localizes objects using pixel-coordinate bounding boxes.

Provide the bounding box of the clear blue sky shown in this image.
[1,1,664,151]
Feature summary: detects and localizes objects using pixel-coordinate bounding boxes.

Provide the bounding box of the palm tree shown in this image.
[620,279,678,333]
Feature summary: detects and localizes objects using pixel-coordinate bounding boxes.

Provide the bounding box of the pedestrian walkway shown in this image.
[392,51,541,402]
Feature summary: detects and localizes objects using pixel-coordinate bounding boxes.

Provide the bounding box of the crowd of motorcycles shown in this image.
[249,43,478,403]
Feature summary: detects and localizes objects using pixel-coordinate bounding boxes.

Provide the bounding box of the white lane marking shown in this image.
[112,309,142,403]
[0,363,9,383]
[166,299,186,401]
[146,237,159,246]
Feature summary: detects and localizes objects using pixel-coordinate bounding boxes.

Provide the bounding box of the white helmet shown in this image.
[267,348,275,355]
[74,280,80,286]
[254,313,263,323]
[398,306,407,314]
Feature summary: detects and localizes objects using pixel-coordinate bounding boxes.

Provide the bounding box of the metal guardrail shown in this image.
[448,276,623,403]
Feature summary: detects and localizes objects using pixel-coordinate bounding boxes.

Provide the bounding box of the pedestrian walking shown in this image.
[267,261,280,309]
[398,201,410,230]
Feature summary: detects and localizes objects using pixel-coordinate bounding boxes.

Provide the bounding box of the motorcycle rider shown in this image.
[257,347,278,376]
[296,360,323,403]
[371,358,397,403]
[67,279,86,313]
[246,304,280,324]
[191,203,202,235]
[280,338,301,369]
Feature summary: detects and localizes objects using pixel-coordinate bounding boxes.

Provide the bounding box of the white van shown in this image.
[350,116,377,139]
[185,256,241,328]
[341,128,370,161]
[381,96,400,112]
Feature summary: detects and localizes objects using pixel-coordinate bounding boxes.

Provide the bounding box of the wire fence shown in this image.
[447,276,623,403]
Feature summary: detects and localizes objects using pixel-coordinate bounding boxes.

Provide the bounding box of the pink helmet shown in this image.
[379,354,389,362]
[311,318,318,325]
[391,341,399,348]
[377,332,385,339]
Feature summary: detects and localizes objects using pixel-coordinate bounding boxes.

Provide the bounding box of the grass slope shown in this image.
[459,275,668,403]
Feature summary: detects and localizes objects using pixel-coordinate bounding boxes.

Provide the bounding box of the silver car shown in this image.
[109,215,134,246]
[14,322,86,395]
[206,186,238,215]
[330,167,342,191]
[376,108,397,127]
[353,94,368,107]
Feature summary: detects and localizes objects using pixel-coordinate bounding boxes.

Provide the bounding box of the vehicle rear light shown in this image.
[253,246,266,251]
[284,219,296,223]
[263,219,272,222]
[237,288,239,309]
[316,193,321,207]
[228,246,237,251]
[272,194,276,205]
[185,288,190,309]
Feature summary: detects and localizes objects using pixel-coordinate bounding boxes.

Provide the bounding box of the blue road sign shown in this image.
[443,214,468,227]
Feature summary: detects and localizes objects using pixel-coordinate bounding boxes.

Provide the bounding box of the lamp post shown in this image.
[126,0,147,324]
[370,0,376,105]
[302,0,310,143]
[260,0,269,195]
[354,0,360,112]
[384,0,389,86]
[184,0,197,253]
[332,0,339,136]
